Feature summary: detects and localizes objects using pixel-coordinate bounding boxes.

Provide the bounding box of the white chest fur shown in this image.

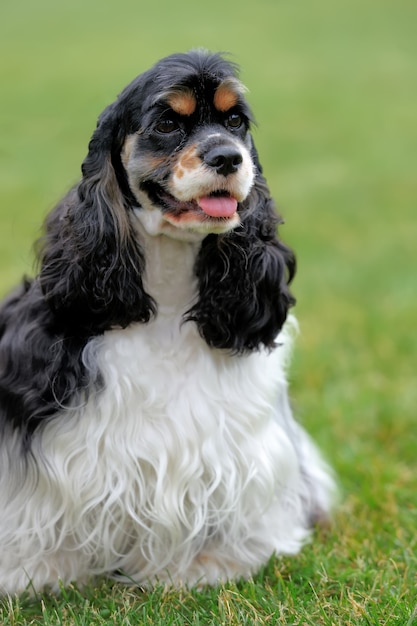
[0,227,333,592]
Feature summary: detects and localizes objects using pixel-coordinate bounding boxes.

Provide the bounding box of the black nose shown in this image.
[203,145,243,176]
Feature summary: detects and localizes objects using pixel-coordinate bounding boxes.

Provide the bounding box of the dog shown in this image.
[0,50,335,595]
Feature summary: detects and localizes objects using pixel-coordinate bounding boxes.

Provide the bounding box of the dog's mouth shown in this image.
[197,192,238,218]
[141,183,239,221]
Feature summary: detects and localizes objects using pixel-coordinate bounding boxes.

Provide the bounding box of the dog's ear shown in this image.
[38,102,155,334]
[187,146,296,354]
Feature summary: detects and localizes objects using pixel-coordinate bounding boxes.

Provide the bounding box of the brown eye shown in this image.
[155,118,179,134]
[226,113,243,129]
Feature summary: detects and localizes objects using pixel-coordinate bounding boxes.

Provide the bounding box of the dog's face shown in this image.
[40,50,295,349]
[118,52,256,240]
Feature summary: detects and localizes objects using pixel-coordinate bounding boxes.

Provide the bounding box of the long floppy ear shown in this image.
[186,148,296,354]
[38,103,155,334]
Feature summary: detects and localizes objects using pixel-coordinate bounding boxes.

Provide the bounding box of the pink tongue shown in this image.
[198,196,238,218]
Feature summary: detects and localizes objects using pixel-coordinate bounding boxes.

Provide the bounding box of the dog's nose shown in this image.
[203,145,243,176]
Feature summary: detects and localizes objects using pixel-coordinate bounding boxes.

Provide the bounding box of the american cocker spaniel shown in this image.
[0,50,335,595]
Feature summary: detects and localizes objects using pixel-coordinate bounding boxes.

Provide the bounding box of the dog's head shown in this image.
[40,50,295,352]
[119,52,255,239]
[88,50,257,240]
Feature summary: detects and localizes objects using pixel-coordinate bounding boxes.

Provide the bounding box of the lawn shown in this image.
[0,0,416,623]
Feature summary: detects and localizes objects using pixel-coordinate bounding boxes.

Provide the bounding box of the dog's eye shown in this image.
[155,118,180,134]
[225,113,243,129]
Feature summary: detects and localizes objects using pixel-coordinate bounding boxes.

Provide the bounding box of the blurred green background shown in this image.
[0,0,416,606]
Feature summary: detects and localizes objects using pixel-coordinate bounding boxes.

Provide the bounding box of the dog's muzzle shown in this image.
[202,144,243,177]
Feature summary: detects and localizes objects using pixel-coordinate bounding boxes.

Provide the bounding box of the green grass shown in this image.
[0,0,416,623]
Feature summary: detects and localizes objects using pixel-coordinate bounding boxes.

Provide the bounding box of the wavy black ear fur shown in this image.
[38,103,155,334]
[186,152,296,354]
[0,280,90,442]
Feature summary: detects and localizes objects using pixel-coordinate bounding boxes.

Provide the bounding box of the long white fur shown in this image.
[0,215,335,595]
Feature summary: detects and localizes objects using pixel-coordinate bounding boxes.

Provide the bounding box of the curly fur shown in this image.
[0,50,335,595]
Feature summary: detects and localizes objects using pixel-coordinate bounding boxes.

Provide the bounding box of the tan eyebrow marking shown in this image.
[167,89,197,116]
[214,78,246,112]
